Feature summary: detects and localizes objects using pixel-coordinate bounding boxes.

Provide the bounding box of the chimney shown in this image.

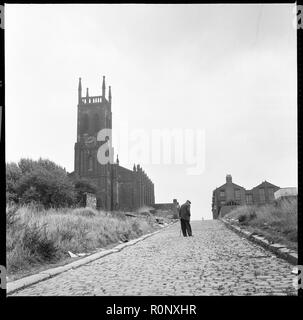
[226,174,232,183]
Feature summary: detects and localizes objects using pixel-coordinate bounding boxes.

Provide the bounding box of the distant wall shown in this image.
[86,192,97,209]
[152,203,177,211]
[151,202,180,219]
[274,188,298,200]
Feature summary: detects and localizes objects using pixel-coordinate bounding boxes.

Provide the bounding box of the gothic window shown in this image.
[259,188,265,203]
[81,114,89,134]
[88,155,93,171]
[93,114,100,133]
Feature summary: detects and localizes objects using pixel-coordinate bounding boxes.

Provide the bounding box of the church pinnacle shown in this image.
[102,75,106,98]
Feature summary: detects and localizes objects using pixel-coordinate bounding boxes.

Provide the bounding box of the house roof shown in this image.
[213,178,280,193]
[251,180,280,190]
[214,181,245,191]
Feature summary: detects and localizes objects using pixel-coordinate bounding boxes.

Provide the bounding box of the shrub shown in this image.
[22,223,58,262]
[238,214,247,223]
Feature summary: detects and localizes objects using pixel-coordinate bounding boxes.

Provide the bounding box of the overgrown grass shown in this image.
[224,198,297,250]
[6,204,158,277]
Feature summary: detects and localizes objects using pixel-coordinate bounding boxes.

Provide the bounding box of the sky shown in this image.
[5,4,297,220]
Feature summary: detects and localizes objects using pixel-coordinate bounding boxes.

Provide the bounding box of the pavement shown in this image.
[9,220,297,296]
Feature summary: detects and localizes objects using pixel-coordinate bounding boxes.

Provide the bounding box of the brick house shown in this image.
[212,175,279,219]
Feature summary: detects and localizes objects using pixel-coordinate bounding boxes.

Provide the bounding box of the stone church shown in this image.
[71,76,155,211]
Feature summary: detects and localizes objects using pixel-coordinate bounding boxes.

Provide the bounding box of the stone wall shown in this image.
[86,192,97,209]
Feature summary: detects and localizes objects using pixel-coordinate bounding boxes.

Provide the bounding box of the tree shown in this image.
[16,166,75,208]
[18,158,37,175]
[6,162,22,203]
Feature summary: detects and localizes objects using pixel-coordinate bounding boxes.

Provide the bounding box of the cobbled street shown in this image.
[11,220,297,296]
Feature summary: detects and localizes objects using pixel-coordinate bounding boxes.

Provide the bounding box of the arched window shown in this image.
[81,114,89,134]
[93,114,100,133]
[88,155,93,171]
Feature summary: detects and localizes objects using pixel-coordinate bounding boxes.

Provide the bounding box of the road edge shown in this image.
[7,221,178,295]
[220,218,298,265]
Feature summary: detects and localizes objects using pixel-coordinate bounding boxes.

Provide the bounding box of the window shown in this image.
[259,188,265,203]
[220,190,225,198]
[88,156,93,171]
[246,194,253,205]
[268,188,274,200]
[81,114,89,134]
[93,114,100,133]
[235,189,241,201]
[220,200,225,205]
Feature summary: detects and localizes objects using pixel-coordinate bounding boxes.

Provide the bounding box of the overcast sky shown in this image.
[5,4,297,219]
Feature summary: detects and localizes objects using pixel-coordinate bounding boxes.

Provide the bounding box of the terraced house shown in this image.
[212,174,279,219]
[70,76,155,211]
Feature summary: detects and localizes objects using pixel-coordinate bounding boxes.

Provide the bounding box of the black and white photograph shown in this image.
[0,2,300,303]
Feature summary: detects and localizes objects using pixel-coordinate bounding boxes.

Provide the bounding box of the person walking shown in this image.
[179,200,192,237]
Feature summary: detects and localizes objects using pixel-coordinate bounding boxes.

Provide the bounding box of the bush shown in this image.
[238,214,247,223]
[22,223,58,262]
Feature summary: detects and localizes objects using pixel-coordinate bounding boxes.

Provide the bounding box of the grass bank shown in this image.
[6,204,164,280]
[224,197,297,251]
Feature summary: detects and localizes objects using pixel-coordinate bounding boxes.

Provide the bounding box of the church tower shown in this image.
[74,76,114,210]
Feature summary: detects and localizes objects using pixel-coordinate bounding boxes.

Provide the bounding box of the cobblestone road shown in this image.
[11,220,297,296]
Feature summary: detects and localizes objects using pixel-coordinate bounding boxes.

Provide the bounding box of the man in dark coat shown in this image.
[179,200,192,237]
